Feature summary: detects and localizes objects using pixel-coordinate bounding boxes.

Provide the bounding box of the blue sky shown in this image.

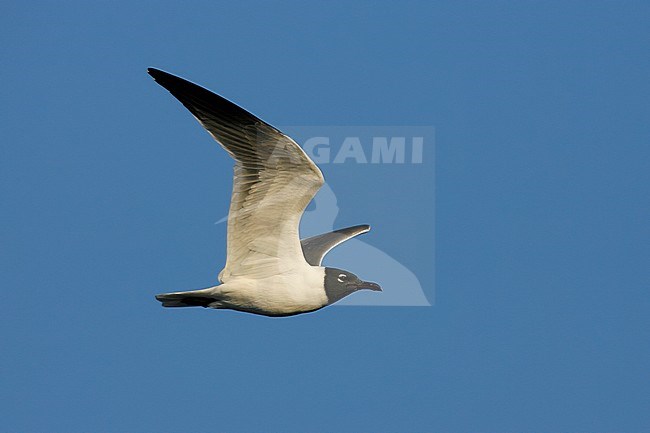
[1,1,649,432]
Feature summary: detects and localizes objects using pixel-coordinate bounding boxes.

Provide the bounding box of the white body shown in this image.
[173,266,328,316]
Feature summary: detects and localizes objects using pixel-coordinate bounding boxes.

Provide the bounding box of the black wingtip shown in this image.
[146,68,202,102]
[147,68,183,86]
[146,67,270,132]
[147,67,168,81]
[333,224,371,235]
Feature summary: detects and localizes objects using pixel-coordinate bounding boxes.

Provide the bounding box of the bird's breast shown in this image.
[220,266,327,315]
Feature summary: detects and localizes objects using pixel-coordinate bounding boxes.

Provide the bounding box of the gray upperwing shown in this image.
[301,225,371,266]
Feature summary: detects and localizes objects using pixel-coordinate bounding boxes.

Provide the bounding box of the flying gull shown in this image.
[148,68,381,317]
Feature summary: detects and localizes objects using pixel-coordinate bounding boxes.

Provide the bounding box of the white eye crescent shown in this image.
[337,274,347,283]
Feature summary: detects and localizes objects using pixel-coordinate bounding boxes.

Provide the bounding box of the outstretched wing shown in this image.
[148,68,324,280]
[300,225,371,266]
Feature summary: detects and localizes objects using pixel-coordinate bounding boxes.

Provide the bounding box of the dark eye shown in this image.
[337,273,347,283]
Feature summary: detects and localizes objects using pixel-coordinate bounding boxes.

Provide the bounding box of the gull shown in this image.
[148,68,381,317]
